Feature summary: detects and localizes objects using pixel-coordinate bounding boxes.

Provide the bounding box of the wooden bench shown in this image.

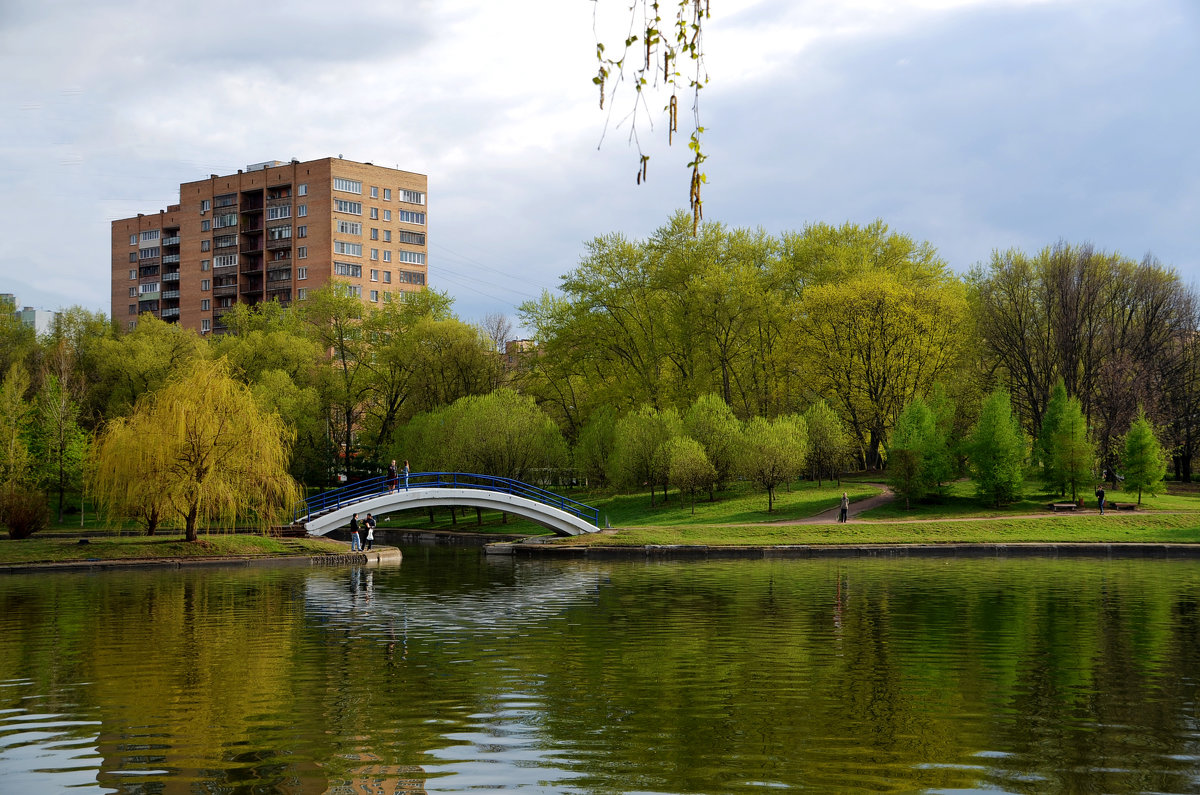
[1049,502,1079,512]
[1108,502,1136,511]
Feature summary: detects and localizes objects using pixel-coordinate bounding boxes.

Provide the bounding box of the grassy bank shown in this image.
[549,513,1200,547]
[0,534,345,565]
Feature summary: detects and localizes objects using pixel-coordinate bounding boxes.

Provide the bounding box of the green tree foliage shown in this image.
[803,399,849,486]
[29,373,88,523]
[0,364,32,487]
[889,398,937,510]
[91,358,300,541]
[665,436,716,515]
[969,389,1027,507]
[1054,395,1094,502]
[575,404,618,487]
[739,414,807,512]
[0,294,36,381]
[683,393,743,493]
[609,405,683,506]
[1039,380,1069,492]
[92,314,208,418]
[1123,408,1167,504]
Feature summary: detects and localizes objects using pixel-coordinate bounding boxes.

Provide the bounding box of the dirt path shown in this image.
[768,483,897,525]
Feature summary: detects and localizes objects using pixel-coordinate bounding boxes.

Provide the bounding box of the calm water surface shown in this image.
[1,541,1199,793]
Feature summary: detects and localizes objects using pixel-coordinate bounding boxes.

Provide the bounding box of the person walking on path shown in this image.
[838,492,849,523]
[403,459,410,491]
[1096,485,1106,515]
[350,512,362,551]
[387,460,398,493]
[364,513,376,551]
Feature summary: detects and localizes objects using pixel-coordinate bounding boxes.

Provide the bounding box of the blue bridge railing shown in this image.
[295,472,600,528]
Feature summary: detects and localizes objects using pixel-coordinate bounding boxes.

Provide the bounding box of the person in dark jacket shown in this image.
[350,512,362,550]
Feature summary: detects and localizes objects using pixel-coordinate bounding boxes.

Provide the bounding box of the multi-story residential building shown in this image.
[110,157,428,334]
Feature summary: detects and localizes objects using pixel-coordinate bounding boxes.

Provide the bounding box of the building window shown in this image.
[129,252,138,263]
[383,188,391,201]
[140,282,159,294]
[333,262,362,277]
[214,254,237,268]
[297,204,307,217]
[399,230,425,245]
[129,269,136,279]
[297,288,307,300]
[214,233,237,248]
[370,186,379,199]
[267,225,292,241]
[297,246,307,259]
[398,270,426,285]
[298,183,307,196]
[214,194,235,208]
[129,234,137,246]
[370,269,379,281]
[370,207,379,220]
[383,209,392,222]
[370,290,379,302]
[383,291,392,302]
[383,271,392,284]
[298,266,307,280]
[201,259,210,271]
[348,285,361,297]
[201,279,211,291]
[400,189,425,205]
[336,220,362,235]
[297,225,307,238]
[201,199,211,211]
[201,240,211,252]
[334,178,362,194]
[141,230,159,242]
[129,304,136,315]
[398,250,426,265]
[129,287,137,297]
[334,199,361,215]
[267,205,291,220]
[398,210,425,225]
[370,228,378,240]
[383,230,391,243]
[201,299,210,311]
[370,248,379,260]
[383,250,391,262]
[334,241,362,256]
[213,213,237,229]
[201,219,211,232]
[201,318,211,333]
[139,247,159,259]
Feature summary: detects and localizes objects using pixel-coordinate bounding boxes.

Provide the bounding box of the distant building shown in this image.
[2,294,56,335]
[111,157,429,335]
[505,338,537,368]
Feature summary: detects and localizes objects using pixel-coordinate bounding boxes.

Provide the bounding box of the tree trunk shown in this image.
[184,503,198,542]
[476,507,482,525]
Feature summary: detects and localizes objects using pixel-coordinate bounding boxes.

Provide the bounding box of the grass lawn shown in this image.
[0,533,345,565]
[551,512,1200,547]
[858,480,1198,520]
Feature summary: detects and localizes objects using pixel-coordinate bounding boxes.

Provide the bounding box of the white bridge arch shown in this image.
[298,473,601,537]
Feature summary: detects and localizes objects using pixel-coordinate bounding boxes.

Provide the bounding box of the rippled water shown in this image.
[0,542,1198,793]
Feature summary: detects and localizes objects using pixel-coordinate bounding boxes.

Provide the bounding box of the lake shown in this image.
[1,540,1198,793]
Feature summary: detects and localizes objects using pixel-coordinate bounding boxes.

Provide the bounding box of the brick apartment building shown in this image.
[111,157,428,334]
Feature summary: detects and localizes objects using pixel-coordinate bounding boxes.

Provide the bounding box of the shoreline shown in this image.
[0,546,402,574]
[487,541,1200,560]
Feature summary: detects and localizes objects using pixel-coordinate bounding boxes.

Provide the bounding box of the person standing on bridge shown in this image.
[403,459,410,491]
[364,513,376,550]
[349,512,362,551]
[387,460,398,493]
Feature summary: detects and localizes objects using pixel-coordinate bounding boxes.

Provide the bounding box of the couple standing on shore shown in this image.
[386,459,410,492]
[349,512,375,551]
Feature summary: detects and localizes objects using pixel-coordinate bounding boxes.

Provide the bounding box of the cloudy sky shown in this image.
[2,0,1196,328]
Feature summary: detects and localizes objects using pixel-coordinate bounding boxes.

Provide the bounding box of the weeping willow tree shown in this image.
[91,358,300,541]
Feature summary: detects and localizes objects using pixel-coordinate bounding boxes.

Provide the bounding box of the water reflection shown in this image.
[0,552,1196,792]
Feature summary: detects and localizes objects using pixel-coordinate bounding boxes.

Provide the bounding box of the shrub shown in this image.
[0,485,50,539]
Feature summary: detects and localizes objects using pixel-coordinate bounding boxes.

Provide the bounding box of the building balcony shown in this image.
[241,284,264,295]
[213,284,238,297]
[162,254,180,264]
[161,308,180,319]
[138,292,160,302]
[162,271,180,282]
[162,289,180,300]
[267,195,292,208]
[240,243,262,254]
[162,236,181,246]
[266,237,292,251]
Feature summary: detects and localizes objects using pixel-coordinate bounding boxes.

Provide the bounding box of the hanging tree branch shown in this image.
[593,0,710,234]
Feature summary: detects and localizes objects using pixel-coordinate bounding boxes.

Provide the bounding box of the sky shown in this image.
[2,0,1197,330]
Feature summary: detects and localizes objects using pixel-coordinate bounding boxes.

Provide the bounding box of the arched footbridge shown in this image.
[296,472,602,537]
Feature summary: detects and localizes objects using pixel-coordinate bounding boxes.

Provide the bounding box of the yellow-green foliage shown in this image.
[91,358,301,540]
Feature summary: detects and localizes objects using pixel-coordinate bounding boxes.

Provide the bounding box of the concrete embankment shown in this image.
[0,546,402,574]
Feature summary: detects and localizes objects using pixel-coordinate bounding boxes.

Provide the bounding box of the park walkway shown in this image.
[773,483,897,525]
